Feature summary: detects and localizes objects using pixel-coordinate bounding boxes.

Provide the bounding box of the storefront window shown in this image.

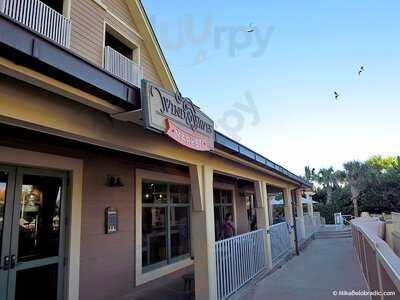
[142,181,190,271]
[214,189,234,240]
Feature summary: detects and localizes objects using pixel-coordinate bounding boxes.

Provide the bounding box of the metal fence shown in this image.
[215,229,266,300]
[295,217,304,242]
[304,215,314,239]
[269,222,292,265]
[104,46,143,87]
[1,0,71,48]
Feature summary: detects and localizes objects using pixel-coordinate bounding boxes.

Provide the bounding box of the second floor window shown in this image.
[105,32,133,60]
[40,0,64,14]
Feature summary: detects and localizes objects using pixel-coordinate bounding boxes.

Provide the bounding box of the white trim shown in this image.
[0,146,83,300]
[135,169,191,285]
[106,8,143,41]
[89,0,107,11]
[63,0,72,18]
[137,258,193,286]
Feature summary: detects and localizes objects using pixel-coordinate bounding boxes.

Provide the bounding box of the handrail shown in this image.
[351,218,400,297]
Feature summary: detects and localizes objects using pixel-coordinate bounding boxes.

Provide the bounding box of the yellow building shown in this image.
[0,1,314,299]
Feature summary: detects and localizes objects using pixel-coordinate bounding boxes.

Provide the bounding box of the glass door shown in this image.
[0,166,67,300]
[0,166,16,300]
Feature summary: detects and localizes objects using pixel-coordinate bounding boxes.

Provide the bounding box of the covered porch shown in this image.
[136,165,319,300]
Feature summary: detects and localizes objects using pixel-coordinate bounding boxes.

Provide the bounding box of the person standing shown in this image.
[220,213,236,239]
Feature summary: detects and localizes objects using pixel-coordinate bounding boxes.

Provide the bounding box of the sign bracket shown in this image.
[111,109,144,126]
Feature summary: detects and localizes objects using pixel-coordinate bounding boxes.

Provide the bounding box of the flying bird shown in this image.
[358,66,365,76]
[246,23,255,33]
[334,91,339,100]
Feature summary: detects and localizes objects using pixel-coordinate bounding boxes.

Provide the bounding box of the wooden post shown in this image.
[189,165,217,300]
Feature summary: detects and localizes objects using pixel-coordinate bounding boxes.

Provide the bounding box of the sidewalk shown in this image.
[240,237,368,300]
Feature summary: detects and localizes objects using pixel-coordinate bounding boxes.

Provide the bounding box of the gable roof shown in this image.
[126,0,178,93]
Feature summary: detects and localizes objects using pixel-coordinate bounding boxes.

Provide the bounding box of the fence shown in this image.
[215,229,266,300]
[351,218,400,299]
[1,0,71,48]
[104,46,143,87]
[269,222,292,265]
[295,214,321,244]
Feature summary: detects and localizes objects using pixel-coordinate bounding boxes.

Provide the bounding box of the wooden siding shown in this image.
[70,0,105,66]
[69,0,163,86]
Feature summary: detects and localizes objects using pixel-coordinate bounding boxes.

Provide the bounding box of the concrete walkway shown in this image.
[241,237,368,300]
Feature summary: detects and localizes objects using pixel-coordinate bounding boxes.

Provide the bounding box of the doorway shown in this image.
[0,165,68,300]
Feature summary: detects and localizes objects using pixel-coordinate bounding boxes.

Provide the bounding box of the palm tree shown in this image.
[317,167,335,204]
[304,166,316,182]
[343,161,369,217]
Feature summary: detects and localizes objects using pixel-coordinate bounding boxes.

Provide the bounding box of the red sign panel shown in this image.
[165,119,211,151]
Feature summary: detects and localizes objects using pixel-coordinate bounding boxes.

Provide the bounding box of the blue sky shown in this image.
[141,0,400,175]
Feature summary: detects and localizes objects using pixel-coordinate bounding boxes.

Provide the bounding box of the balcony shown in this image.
[104,46,143,88]
[1,0,71,48]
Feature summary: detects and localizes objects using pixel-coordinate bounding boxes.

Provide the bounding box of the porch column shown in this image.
[268,195,274,225]
[295,190,306,242]
[254,181,273,270]
[307,198,314,225]
[283,188,295,248]
[189,164,217,300]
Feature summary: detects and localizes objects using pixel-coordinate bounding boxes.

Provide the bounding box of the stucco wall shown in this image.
[79,154,135,300]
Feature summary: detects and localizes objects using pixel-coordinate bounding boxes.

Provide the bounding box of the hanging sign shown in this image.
[141,80,214,151]
[165,119,212,151]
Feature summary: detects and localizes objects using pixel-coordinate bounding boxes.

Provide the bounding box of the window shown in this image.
[105,31,133,60]
[214,189,234,240]
[142,181,190,272]
[40,0,64,14]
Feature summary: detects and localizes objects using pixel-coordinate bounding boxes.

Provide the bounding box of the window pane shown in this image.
[0,171,8,259]
[213,189,220,204]
[170,207,190,258]
[221,190,232,204]
[142,182,167,204]
[18,175,62,261]
[170,184,189,204]
[142,207,167,267]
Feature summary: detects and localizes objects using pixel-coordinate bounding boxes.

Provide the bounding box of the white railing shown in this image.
[1,0,71,48]
[104,46,143,87]
[304,215,313,239]
[269,222,292,265]
[215,229,266,300]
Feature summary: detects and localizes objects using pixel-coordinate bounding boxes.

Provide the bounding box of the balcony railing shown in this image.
[215,229,266,300]
[104,46,143,88]
[1,0,71,48]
